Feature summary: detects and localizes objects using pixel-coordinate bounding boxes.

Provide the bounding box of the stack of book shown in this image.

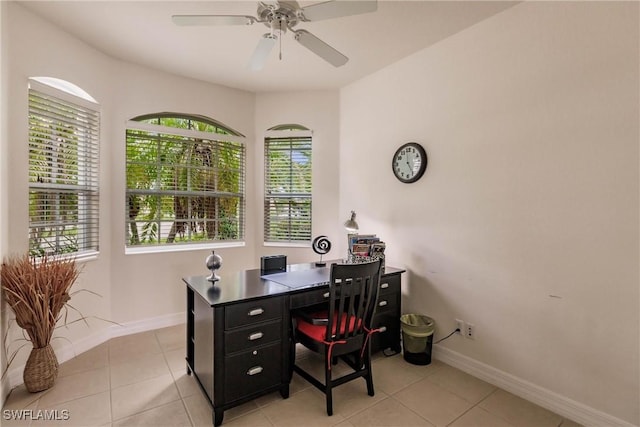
[348,234,386,271]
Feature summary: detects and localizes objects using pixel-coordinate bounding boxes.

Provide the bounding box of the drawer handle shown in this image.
[381,283,389,289]
[379,326,387,333]
[323,292,330,298]
[378,300,388,307]
[247,366,263,376]
[248,308,264,316]
[248,332,264,341]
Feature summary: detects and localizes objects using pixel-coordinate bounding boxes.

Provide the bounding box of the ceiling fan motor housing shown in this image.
[257,2,301,32]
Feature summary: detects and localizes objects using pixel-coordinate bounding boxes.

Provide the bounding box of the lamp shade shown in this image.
[344,211,359,232]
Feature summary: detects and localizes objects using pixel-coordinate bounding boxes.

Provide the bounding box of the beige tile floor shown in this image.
[2,325,582,427]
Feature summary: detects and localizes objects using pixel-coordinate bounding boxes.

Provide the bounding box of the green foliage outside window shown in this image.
[28,86,99,257]
[264,130,312,243]
[126,114,245,247]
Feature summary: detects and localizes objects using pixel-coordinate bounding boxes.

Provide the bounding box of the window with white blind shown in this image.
[125,114,245,249]
[28,78,100,257]
[264,125,312,243]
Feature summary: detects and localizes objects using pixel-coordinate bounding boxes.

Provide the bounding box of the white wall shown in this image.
[340,2,638,425]
[0,0,9,404]
[108,61,255,323]
[255,91,342,264]
[2,2,115,391]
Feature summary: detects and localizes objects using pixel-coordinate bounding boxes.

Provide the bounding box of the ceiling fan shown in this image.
[172,1,378,70]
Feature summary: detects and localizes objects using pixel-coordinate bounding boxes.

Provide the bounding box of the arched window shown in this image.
[264,124,312,244]
[131,112,244,136]
[28,78,100,257]
[125,113,245,249]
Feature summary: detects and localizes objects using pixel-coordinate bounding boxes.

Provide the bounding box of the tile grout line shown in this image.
[444,387,506,427]
[107,338,114,426]
[389,394,438,427]
[155,329,197,427]
[109,330,187,424]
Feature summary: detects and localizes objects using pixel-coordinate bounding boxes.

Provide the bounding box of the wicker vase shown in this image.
[24,344,59,392]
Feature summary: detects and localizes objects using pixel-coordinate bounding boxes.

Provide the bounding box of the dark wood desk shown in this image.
[183,261,404,426]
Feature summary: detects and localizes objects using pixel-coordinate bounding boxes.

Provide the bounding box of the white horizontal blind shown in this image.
[264,135,312,243]
[28,86,100,257]
[125,123,245,246]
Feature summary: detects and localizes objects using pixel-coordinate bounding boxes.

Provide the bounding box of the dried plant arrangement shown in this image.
[1,253,81,392]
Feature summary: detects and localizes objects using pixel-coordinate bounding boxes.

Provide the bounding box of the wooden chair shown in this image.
[292,259,383,416]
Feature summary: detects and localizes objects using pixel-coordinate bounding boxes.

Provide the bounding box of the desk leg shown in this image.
[214,409,224,426]
[280,383,290,399]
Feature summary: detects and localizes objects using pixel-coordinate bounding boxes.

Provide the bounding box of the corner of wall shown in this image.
[0,0,10,408]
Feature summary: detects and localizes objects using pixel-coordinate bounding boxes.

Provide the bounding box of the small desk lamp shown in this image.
[344,211,359,259]
[344,211,359,233]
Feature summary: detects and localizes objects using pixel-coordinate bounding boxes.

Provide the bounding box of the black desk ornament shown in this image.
[312,235,331,266]
[261,254,287,274]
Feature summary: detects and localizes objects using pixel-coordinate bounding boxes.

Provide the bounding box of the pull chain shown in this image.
[279,20,283,60]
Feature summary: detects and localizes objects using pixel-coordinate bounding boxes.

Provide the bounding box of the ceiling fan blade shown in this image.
[294,29,348,67]
[276,1,300,9]
[301,0,377,22]
[248,34,277,71]
[172,15,257,26]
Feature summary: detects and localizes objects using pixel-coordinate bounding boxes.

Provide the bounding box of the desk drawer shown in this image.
[290,288,330,310]
[371,311,401,354]
[225,297,283,329]
[224,343,281,402]
[379,275,400,296]
[375,293,398,314]
[225,319,281,355]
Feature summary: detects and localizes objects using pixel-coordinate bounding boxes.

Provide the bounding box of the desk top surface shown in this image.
[184,261,405,307]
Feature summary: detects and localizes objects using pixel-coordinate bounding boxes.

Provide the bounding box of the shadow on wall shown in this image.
[400,250,467,341]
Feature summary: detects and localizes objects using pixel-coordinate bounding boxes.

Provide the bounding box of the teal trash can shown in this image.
[400,314,435,365]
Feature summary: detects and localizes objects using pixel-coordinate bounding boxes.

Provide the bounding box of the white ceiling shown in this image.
[20,1,517,93]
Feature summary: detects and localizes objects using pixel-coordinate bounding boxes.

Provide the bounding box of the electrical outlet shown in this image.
[466,323,475,339]
[455,319,465,335]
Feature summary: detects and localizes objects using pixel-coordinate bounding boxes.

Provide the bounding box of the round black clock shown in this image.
[392,142,427,183]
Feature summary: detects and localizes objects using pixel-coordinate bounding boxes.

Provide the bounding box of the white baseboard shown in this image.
[4,311,185,399]
[106,311,185,339]
[433,345,636,427]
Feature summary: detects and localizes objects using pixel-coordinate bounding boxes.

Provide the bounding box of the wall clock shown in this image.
[392,142,427,183]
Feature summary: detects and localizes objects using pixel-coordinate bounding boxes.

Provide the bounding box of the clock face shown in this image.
[392,142,427,183]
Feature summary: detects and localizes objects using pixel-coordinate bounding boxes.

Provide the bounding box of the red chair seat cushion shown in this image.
[295,311,362,342]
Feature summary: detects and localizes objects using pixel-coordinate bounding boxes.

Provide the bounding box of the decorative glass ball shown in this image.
[205,250,223,282]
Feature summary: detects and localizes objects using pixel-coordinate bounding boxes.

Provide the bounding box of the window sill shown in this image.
[32,250,99,264]
[75,251,99,263]
[125,241,245,255]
